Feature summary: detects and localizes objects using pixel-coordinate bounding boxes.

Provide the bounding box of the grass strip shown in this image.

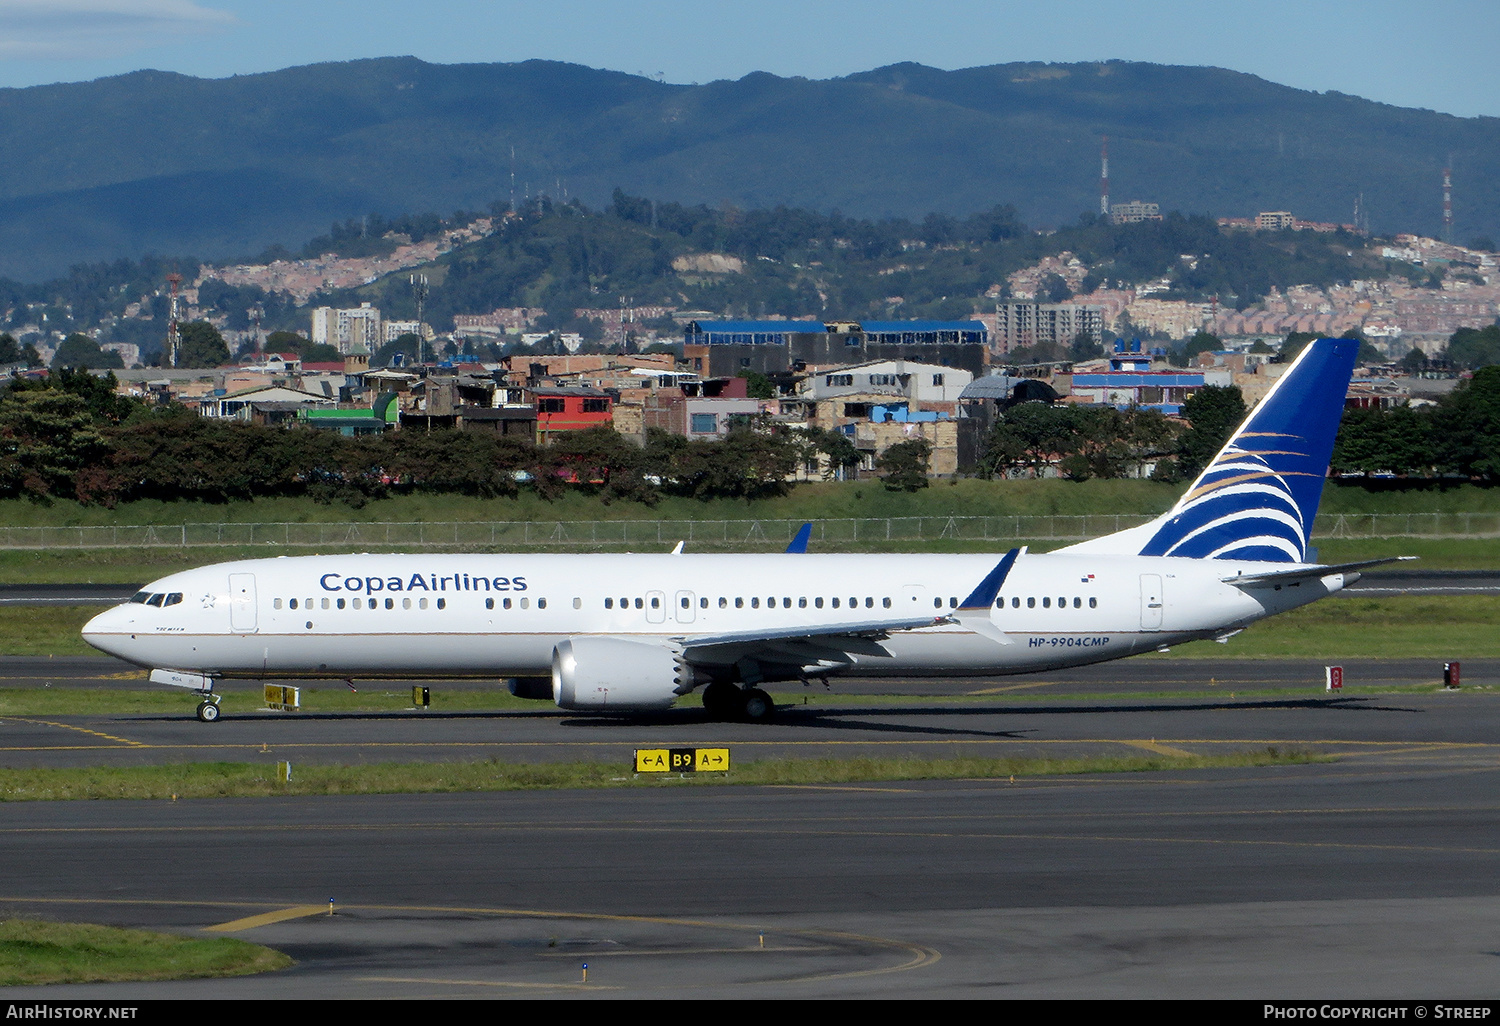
[0,749,1325,801]
[0,919,290,985]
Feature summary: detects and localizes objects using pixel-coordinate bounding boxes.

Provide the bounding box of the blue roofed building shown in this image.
[683,318,988,379]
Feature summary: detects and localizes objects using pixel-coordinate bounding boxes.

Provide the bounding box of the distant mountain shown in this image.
[0,57,1495,280]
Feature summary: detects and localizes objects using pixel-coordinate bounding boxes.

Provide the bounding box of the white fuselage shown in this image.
[82,550,1348,683]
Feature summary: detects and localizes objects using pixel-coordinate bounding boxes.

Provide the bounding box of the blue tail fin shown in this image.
[1138,338,1356,562]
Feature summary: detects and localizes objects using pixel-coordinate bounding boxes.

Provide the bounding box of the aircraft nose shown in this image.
[82,605,135,659]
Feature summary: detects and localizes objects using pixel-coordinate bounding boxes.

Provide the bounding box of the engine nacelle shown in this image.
[551,637,686,711]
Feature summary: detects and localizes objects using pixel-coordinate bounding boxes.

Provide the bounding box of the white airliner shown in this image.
[83,339,1400,722]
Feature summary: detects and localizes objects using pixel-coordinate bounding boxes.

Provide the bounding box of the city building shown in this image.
[311,303,382,355]
[683,319,988,379]
[989,303,1104,354]
[1109,201,1162,224]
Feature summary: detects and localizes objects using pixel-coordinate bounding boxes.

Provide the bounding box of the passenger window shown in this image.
[719,597,727,608]
[865,597,873,608]
[1089,597,1097,608]
[352,598,361,609]
[735,597,743,608]
[321,598,330,610]
[882,597,891,608]
[815,597,823,608]
[288,598,297,610]
[605,598,613,609]
[337,598,345,609]
[383,598,392,610]
[934,597,943,608]
[574,597,582,609]
[681,597,690,609]
[832,597,840,608]
[403,598,411,610]
[1058,597,1065,608]
[501,598,510,609]
[538,598,547,609]
[486,598,495,610]
[650,596,659,609]
[700,597,708,608]
[1073,597,1081,608]
[437,598,446,610]
[634,598,643,609]
[751,598,760,609]
[798,597,807,608]
[274,598,283,610]
[520,598,529,609]
[950,597,958,608]
[1043,597,1051,608]
[1012,597,1020,608]
[1027,597,1035,608]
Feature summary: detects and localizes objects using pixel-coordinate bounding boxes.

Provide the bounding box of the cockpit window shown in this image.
[164,593,183,607]
[146,593,165,607]
[130,592,151,604]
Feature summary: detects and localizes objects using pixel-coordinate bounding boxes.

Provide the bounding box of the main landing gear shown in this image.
[701,681,776,723]
[196,695,222,723]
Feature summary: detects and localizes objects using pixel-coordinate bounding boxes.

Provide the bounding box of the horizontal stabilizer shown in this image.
[1221,556,1416,587]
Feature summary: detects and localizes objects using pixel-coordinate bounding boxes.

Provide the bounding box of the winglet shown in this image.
[785,523,813,554]
[958,547,1022,611]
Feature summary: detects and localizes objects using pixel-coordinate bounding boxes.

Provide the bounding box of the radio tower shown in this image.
[165,272,182,368]
[1100,136,1110,217]
[1442,157,1454,243]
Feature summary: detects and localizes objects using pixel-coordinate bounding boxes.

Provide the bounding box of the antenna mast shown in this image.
[1443,157,1454,243]
[1100,136,1110,217]
[409,273,429,366]
[165,272,182,368]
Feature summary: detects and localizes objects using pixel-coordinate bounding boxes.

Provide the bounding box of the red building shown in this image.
[534,386,613,444]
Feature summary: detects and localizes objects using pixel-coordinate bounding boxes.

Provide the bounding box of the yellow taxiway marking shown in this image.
[0,718,145,747]
[1119,739,1200,758]
[965,681,1060,695]
[204,905,330,933]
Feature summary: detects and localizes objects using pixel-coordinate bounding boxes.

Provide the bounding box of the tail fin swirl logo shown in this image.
[1140,338,1358,563]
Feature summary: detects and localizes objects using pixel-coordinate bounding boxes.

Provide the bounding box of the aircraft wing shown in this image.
[1221,556,1416,587]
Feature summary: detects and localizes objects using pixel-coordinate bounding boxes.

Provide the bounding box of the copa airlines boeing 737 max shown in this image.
[84,338,1400,722]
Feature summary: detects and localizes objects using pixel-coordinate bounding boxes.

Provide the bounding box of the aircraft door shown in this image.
[228,573,257,633]
[645,590,666,624]
[1139,574,1163,631]
[674,590,696,624]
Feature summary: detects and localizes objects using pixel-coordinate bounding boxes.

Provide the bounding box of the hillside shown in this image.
[0,58,1495,280]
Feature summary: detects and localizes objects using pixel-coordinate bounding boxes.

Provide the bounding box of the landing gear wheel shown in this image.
[196,700,220,723]
[741,688,776,723]
[702,681,738,719]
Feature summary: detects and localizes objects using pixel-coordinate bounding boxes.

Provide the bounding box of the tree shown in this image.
[174,321,230,367]
[1399,347,1428,374]
[0,389,108,498]
[52,333,122,369]
[376,333,422,367]
[0,333,19,364]
[1445,325,1500,370]
[735,369,775,399]
[877,438,931,491]
[1432,366,1500,479]
[1279,331,1318,362]
[265,330,309,353]
[1176,385,1247,478]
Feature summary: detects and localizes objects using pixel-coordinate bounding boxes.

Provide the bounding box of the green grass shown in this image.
[0,750,1326,802]
[0,919,290,985]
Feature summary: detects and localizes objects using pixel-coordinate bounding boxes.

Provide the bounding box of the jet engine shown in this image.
[551,637,691,711]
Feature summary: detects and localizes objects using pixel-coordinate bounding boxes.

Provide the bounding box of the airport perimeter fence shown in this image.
[0,512,1497,551]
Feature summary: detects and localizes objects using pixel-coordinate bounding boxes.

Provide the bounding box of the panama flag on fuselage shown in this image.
[1140,338,1357,563]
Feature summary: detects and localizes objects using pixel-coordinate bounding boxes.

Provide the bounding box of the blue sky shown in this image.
[0,0,1495,118]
